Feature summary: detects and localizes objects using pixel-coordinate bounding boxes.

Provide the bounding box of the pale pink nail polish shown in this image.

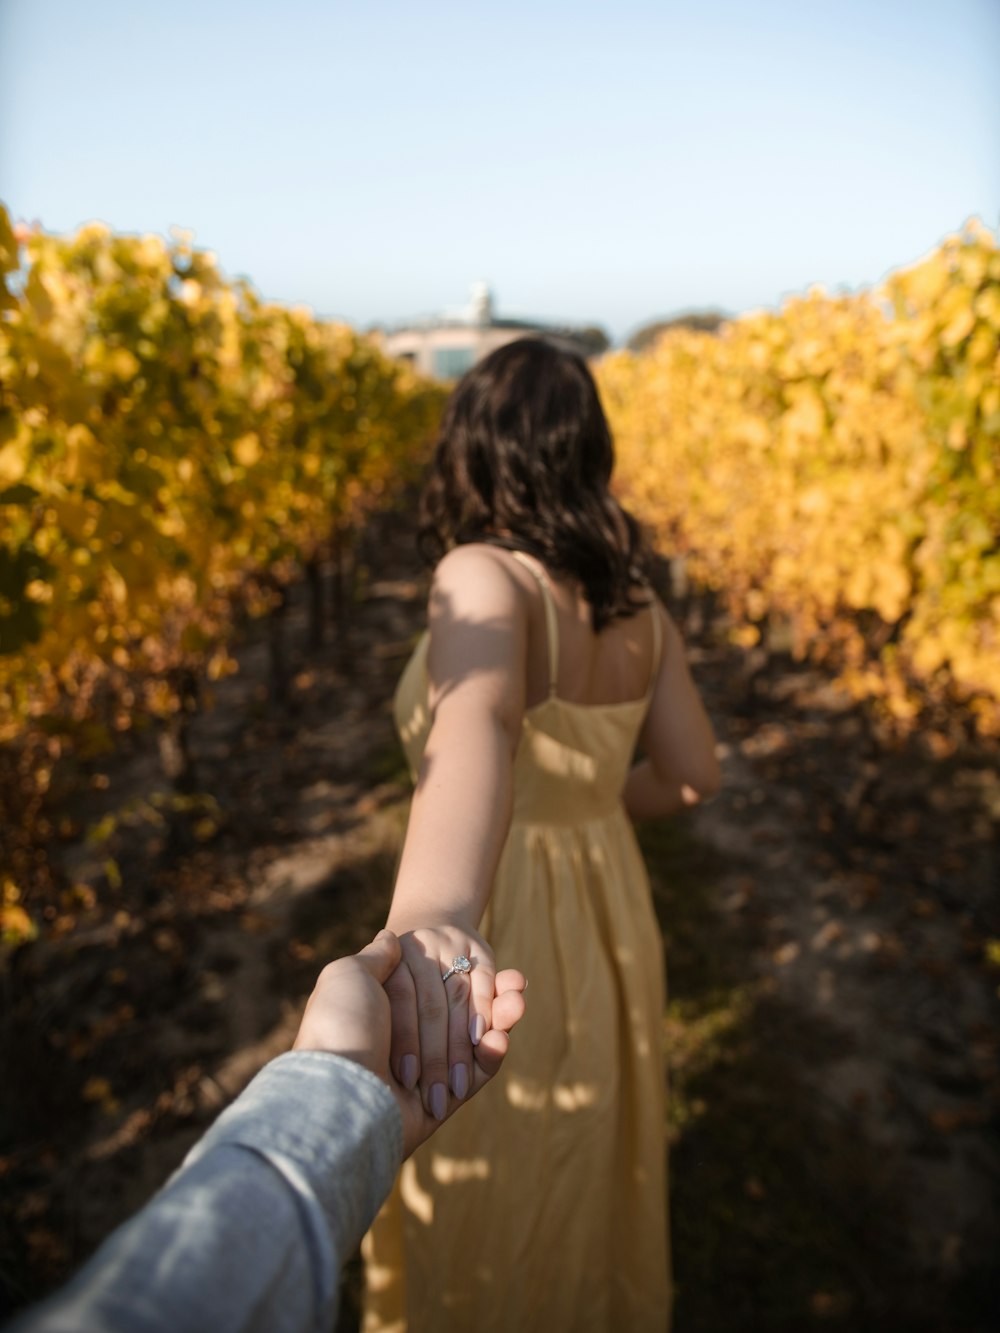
[400,1055,418,1090]
[430,1082,447,1121]
[470,1014,486,1046]
[451,1063,469,1100]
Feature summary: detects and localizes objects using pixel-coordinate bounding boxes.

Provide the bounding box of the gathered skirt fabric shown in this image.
[362,806,672,1332]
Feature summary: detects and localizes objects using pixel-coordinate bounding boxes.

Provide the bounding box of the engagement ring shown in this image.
[441,955,473,983]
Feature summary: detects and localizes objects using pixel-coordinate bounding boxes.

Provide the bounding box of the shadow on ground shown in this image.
[641,818,998,1333]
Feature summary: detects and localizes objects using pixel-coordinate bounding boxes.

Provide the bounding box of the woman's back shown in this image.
[502,548,659,711]
[393,546,662,828]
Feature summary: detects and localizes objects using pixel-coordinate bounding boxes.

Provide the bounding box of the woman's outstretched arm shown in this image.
[384,544,528,1121]
[624,601,721,820]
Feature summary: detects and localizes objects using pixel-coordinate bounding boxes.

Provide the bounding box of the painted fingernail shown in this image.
[430,1082,447,1122]
[470,1014,486,1046]
[400,1055,418,1090]
[451,1063,469,1100]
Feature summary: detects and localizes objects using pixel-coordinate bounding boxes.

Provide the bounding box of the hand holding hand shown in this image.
[382,924,498,1122]
[293,930,525,1157]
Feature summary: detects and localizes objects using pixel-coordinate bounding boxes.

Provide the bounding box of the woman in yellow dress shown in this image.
[363,338,720,1332]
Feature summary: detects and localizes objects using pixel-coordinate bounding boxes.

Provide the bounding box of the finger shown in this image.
[468,956,496,1048]
[407,948,450,1122]
[491,986,526,1036]
[384,959,420,1091]
[494,968,526,998]
[355,929,402,984]
[445,967,474,1101]
[471,1027,510,1084]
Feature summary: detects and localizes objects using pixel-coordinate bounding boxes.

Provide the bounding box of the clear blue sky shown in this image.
[1,0,998,343]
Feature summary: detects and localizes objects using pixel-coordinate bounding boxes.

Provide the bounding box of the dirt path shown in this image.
[658,633,1000,1331]
[2,516,998,1331]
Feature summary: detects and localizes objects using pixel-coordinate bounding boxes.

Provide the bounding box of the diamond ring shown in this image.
[441,955,473,983]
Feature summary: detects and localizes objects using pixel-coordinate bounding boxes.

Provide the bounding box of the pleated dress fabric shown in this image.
[362,553,672,1332]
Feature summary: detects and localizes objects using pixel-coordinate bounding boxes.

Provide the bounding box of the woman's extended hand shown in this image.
[293,930,525,1156]
[385,924,504,1121]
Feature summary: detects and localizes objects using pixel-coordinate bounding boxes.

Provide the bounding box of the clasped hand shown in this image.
[294,928,525,1158]
[384,924,521,1123]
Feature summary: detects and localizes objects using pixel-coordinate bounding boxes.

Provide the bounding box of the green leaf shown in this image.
[86,813,117,845]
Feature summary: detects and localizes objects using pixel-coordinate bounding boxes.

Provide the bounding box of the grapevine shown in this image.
[600,218,1000,736]
[0,207,445,936]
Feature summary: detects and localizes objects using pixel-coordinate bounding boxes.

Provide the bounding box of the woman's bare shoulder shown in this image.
[430,544,532,616]
[425,544,532,722]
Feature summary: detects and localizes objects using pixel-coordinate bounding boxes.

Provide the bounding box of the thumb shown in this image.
[354,929,403,983]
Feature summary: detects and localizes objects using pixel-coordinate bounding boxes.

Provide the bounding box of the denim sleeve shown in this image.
[8,1051,403,1333]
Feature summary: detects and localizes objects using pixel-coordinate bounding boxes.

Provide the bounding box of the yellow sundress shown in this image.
[363,552,671,1332]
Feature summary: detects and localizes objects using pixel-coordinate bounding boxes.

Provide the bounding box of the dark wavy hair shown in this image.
[418,338,651,631]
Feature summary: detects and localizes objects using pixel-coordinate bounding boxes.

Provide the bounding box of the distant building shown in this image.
[379,283,601,381]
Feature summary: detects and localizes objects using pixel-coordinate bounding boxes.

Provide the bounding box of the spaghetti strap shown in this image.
[510,551,559,697]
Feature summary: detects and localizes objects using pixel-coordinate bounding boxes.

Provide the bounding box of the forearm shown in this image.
[10,1054,401,1333]
[387,704,516,933]
[634,607,722,820]
[623,758,704,821]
